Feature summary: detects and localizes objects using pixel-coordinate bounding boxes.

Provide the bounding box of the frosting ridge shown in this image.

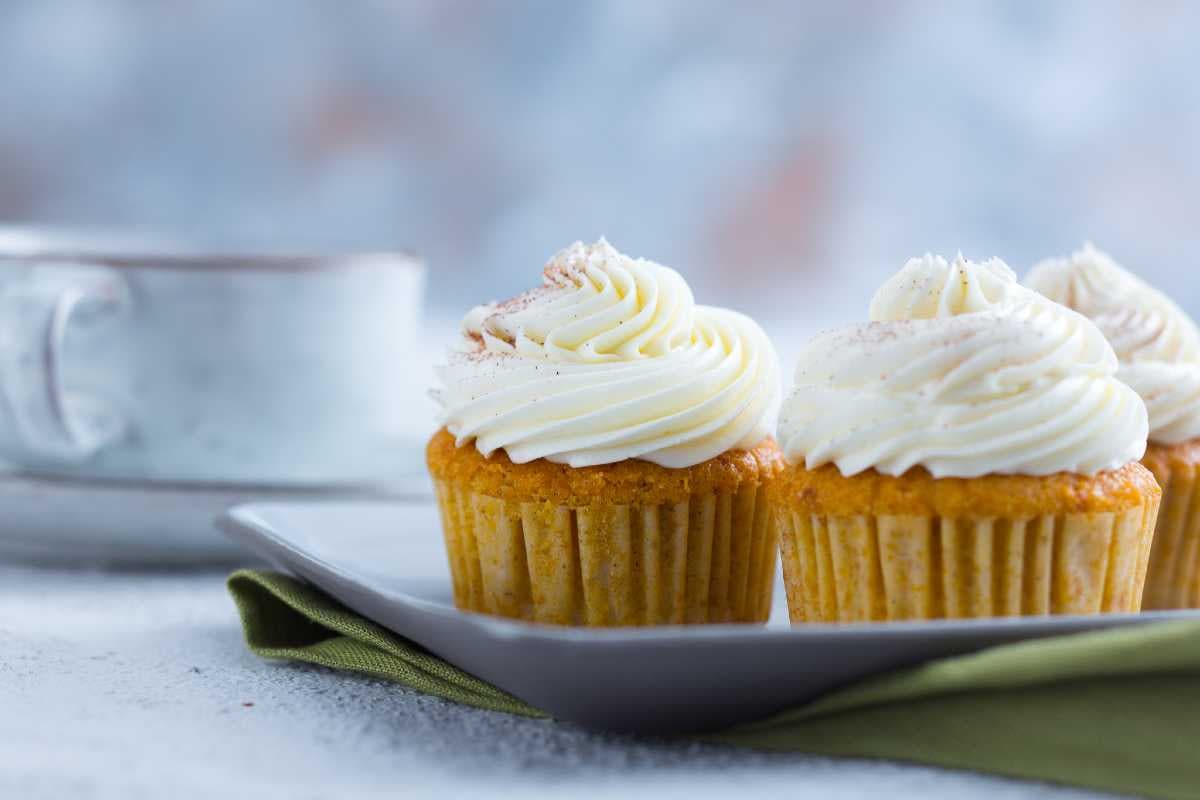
[1026,243,1200,445]
[778,253,1148,478]
[433,239,780,468]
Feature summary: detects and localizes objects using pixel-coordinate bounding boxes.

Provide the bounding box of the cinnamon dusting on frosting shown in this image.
[433,238,781,467]
[779,252,1148,478]
[1027,244,1200,444]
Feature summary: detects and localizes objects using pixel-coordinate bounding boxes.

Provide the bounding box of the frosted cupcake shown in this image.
[1028,244,1200,609]
[773,254,1159,623]
[428,239,783,626]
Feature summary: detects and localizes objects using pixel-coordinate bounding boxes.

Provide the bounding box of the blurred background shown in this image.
[1,0,1199,332]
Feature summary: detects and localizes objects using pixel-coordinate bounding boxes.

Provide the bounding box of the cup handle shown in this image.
[0,263,131,464]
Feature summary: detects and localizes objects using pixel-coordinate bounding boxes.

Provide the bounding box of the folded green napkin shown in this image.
[228,569,1200,800]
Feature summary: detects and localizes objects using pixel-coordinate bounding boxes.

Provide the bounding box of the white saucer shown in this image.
[0,470,432,565]
[220,499,1200,733]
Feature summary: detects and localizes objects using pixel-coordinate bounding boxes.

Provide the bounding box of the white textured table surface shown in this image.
[2,564,1114,800]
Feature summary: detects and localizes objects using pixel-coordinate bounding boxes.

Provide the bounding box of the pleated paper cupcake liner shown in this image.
[1143,460,1200,609]
[778,506,1159,623]
[433,480,778,626]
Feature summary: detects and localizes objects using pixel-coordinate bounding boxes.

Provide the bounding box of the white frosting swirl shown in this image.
[433,239,781,468]
[1026,243,1200,445]
[778,254,1148,478]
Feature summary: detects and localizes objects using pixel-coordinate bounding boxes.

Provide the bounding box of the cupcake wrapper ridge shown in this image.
[433,480,777,626]
[1143,458,1200,609]
[778,506,1158,623]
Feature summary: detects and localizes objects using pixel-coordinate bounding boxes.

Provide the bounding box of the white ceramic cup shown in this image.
[0,238,425,484]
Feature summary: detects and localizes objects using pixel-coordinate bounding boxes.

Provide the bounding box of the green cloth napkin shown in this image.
[228,569,1200,799]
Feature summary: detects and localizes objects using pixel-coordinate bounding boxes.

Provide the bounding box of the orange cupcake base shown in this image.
[427,429,784,627]
[771,463,1161,623]
[1142,438,1200,609]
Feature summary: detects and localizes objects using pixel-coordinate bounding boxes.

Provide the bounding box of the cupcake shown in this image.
[1028,244,1200,609]
[428,239,783,626]
[773,254,1159,623]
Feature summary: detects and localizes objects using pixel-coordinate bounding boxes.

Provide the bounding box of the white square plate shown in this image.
[219,500,1200,733]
